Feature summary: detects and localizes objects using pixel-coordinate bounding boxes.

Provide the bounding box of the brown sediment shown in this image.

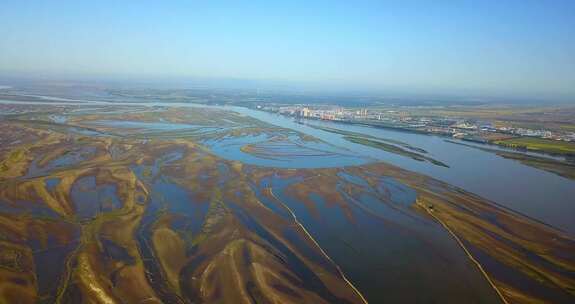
[245,162,575,303]
[0,106,573,304]
[355,162,575,303]
[269,188,369,304]
[60,167,161,303]
[150,214,187,295]
[415,198,509,304]
[239,135,339,161]
[0,241,37,303]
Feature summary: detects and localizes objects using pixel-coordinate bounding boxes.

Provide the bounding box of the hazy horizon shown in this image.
[1,3,575,303]
[1,1,574,101]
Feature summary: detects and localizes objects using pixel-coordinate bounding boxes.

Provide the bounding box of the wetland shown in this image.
[0,92,574,304]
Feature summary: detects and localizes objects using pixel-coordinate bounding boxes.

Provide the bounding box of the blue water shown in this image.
[261,172,500,303]
[70,176,122,220]
[204,133,367,168]
[88,120,220,132]
[44,177,61,192]
[228,108,575,235]
[1,98,573,234]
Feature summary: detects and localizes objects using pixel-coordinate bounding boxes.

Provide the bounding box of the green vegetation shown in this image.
[0,148,28,177]
[343,136,448,167]
[447,140,575,180]
[498,152,575,180]
[309,124,427,153]
[494,137,575,156]
[559,124,575,132]
[5,148,26,163]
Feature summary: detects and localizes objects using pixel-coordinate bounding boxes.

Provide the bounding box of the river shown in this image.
[1,98,574,235]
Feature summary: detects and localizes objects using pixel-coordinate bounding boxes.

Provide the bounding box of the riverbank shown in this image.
[257,108,575,161]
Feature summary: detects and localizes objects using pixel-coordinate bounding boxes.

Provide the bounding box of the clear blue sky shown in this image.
[1,0,574,99]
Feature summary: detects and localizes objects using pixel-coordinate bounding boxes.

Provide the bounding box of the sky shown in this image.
[1,0,574,100]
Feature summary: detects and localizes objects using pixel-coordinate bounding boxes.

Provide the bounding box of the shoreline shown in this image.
[256,109,575,161]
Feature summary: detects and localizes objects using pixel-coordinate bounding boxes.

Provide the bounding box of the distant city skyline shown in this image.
[1,1,574,101]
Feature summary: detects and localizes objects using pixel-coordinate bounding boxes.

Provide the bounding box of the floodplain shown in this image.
[0,101,573,304]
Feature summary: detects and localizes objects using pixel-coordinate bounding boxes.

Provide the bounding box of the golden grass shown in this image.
[3,107,572,304]
[151,221,186,294]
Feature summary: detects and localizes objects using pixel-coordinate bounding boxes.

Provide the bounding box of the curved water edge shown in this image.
[1,98,574,235]
[227,106,575,235]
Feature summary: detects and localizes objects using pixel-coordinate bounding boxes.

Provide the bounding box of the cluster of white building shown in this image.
[256,104,575,143]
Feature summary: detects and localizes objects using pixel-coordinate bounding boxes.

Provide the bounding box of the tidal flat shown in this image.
[0,104,573,304]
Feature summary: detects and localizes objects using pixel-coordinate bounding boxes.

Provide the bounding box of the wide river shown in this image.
[1,98,574,235]
[230,107,575,235]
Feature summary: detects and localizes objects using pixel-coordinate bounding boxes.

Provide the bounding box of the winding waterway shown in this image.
[231,108,575,235]
[1,98,574,235]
